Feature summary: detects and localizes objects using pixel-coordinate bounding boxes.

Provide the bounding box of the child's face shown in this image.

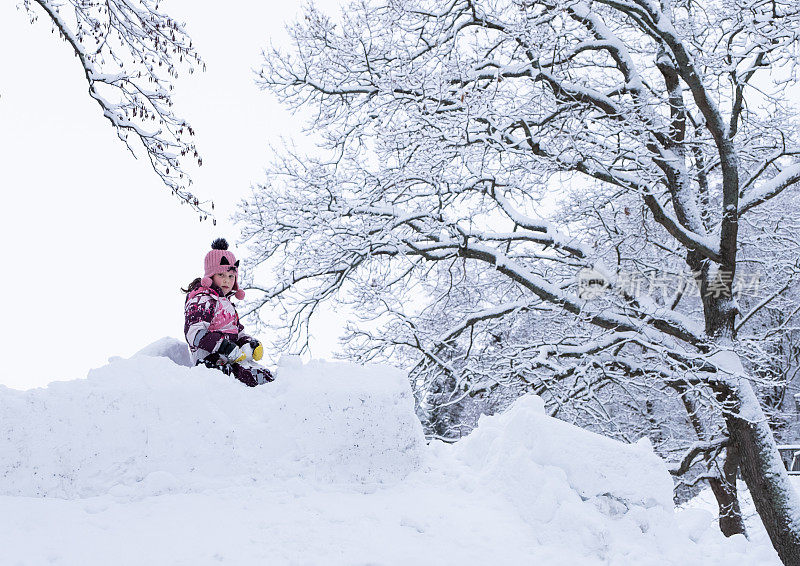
[212,270,237,295]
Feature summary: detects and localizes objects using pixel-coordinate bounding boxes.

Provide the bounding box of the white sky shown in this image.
[0,0,344,389]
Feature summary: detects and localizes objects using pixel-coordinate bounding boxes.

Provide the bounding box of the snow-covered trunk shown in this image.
[681,387,746,537]
[720,378,800,564]
[707,299,800,563]
[707,445,746,537]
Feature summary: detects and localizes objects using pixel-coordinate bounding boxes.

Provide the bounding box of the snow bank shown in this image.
[0,338,778,565]
[443,395,776,565]
[454,395,674,510]
[132,336,194,367]
[0,338,424,498]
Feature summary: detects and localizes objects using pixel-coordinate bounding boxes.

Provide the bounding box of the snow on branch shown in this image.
[739,163,800,216]
[25,0,209,216]
[668,437,730,477]
[485,186,590,259]
[640,188,722,262]
[459,242,706,345]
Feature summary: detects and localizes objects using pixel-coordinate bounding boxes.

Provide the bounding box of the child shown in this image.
[183,238,274,387]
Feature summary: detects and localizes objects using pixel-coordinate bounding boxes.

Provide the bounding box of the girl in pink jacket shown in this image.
[183,239,273,386]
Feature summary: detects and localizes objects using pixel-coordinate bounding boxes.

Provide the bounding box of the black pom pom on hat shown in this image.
[211,238,229,251]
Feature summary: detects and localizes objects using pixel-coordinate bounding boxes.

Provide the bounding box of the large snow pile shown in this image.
[0,338,779,565]
[0,339,424,498]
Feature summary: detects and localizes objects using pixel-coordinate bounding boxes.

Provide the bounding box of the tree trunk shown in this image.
[679,385,747,537]
[708,444,746,537]
[721,378,800,565]
[701,267,800,560]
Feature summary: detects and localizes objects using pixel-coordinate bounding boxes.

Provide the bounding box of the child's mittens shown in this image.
[217,338,247,364]
[240,339,264,362]
[249,339,264,361]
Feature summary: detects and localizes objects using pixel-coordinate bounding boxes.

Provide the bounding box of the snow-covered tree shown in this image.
[238,0,800,561]
[20,0,208,215]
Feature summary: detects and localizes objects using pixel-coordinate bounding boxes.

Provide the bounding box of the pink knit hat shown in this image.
[200,238,245,300]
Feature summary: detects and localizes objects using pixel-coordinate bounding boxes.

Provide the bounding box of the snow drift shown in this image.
[0,338,778,565]
[0,339,424,498]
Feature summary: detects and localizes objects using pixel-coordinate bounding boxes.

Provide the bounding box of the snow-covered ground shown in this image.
[0,338,780,565]
[682,474,800,563]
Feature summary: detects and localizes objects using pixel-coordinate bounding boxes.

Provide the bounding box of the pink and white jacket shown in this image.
[184,282,254,366]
